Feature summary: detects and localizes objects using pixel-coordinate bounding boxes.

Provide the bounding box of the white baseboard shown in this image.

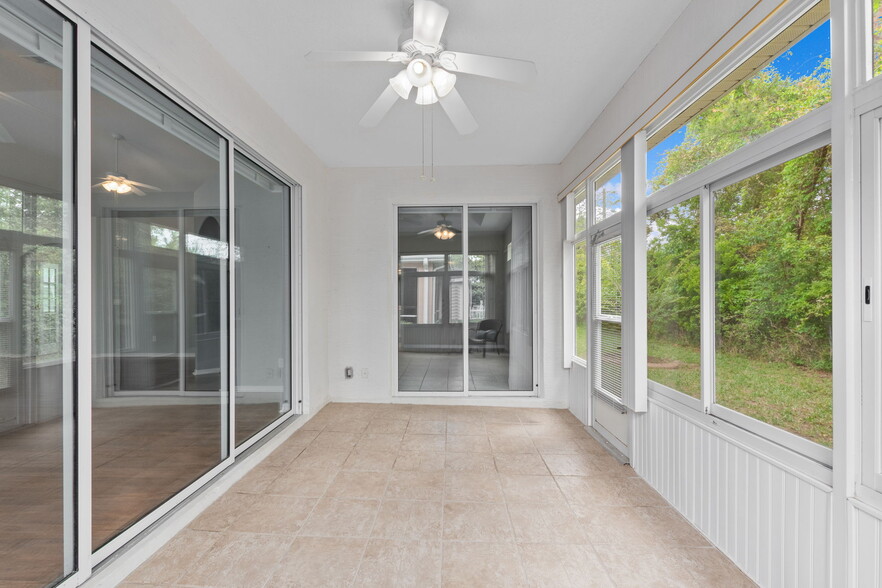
[328,395,567,409]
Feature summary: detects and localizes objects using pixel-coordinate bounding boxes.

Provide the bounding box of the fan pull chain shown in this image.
[430,103,435,182]
[420,103,426,180]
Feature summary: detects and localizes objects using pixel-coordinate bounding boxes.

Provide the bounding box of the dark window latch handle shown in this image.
[867,285,872,305]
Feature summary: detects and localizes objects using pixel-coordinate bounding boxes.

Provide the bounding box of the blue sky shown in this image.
[646,20,831,185]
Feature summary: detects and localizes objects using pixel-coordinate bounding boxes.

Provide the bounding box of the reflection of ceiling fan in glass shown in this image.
[418,215,461,240]
[306,0,536,135]
[94,134,160,196]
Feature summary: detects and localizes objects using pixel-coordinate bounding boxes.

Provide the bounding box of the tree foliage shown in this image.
[647,57,832,371]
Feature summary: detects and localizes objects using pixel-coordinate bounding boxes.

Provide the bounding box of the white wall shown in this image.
[64,0,331,412]
[325,164,566,406]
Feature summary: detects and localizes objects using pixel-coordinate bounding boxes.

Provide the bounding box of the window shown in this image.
[574,239,587,360]
[874,0,882,78]
[594,163,622,222]
[565,182,589,364]
[646,195,701,399]
[647,6,830,192]
[639,0,833,458]
[593,236,623,401]
[714,146,832,447]
[574,183,588,233]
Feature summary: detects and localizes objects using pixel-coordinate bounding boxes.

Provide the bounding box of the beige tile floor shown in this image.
[122,403,756,588]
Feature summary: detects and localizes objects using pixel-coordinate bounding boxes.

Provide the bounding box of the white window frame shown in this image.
[858,89,882,504]
[585,156,627,410]
[563,182,588,368]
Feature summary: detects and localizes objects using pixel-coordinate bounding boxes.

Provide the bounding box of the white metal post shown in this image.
[620,133,648,413]
[223,140,234,459]
[699,185,714,415]
[74,21,93,579]
[60,16,76,577]
[462,206,469,394]
[832,0,862,584]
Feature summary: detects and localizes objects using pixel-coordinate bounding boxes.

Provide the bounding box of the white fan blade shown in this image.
[439,88,477,135]
[130,186,146,196]
[437,51,536,84]
[413,0,449,46]
[359,85,400,127]
[305,50,408,63]
[417,228,438,235]
[128,180,161,190]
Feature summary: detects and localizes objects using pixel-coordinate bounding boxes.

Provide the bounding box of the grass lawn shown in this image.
[576,322,587,360]
[648,339,832,447]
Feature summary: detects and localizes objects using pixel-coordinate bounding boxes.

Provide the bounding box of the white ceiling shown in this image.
[169,0,691,168]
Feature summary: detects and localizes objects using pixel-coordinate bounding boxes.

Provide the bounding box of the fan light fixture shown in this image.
[102,179,132,194]
[95,134,161,196]
[434,226,456,240]
[406,58,433,87]
[306,0,537,136]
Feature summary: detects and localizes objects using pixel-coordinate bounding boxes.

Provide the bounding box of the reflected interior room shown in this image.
[397,206,533,393]
[1,0,880,586]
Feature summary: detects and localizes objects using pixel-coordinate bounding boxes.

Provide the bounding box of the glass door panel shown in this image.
[91,47,229,550]
[0,0,76,584]
[398,207,464,392]
[234,152,292,445]
[467,207,534,392]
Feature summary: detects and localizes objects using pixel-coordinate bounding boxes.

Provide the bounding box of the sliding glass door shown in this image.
[397,206,535,395]
[90,47,229,551]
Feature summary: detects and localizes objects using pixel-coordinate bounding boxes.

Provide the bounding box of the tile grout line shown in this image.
[259,422,337,588]
[347,417,400,587]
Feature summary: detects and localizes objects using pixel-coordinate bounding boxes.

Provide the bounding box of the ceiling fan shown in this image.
[418,215,461,240]
[94,134,160,196]
[305,0,536,135]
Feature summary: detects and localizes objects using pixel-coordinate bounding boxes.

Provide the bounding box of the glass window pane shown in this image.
[593,237,622,400]
[234,152,292,445]
[594,164,622,223]
[714,145,832,447]
[874,0,882,77]
[0,0,75,584]
[648,13,831,192]
[398,207,463,392]
[574,239,587,360]
[468,207,533,392]
[91,47,229,549]
[574,183,587,234]
[647,196,701,398]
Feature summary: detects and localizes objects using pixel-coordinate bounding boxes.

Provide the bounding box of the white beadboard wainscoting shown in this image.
[851,499,882,586]
[568,362,590,426]
[632,394,832,588]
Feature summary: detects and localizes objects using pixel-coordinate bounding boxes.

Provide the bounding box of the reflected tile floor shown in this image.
[0,402,281,586]
[398,352,514,391]
[122,403,756,588]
